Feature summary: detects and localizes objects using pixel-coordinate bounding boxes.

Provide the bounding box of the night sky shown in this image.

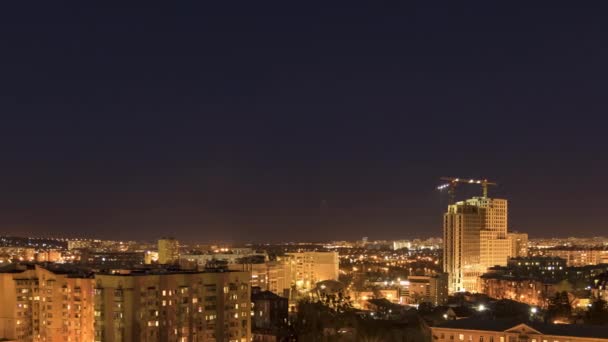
[1,2,607,242]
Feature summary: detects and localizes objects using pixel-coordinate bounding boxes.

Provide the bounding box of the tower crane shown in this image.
[437,177,497,204]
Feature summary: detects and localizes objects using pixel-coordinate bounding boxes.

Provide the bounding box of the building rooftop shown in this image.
[252,290,286,301]
[435,318,608,339]
[96,267,245,276]
[0,263,94,278]
[509,256,566,261]
[545,246,608,251]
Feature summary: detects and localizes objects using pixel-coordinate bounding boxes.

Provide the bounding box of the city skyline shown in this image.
[3,3,608,342]
[2,3,608,242]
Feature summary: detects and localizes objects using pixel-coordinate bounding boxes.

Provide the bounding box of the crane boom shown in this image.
[437,177,497,203]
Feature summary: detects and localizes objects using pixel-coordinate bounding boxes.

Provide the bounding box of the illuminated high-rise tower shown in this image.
[443,197,510,293]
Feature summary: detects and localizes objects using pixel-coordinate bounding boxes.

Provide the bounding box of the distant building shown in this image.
[35,249,62,262]
[507,256,566,274]
[158,237,180,264]
[180,250,268,269]
[79,250,146,268]
[400,273,448,306]
[94,268,251,342]
[285,251,339,290]
[507,232,529,257]
[251,287,289,342]
[144,250,158,264]
[539,247,608,266]
[479,275,558,308]
[431,318,608,342]
[393,240,411,250]
[480,261,608,308]
[229,260,291,297]
[0,264,95,342]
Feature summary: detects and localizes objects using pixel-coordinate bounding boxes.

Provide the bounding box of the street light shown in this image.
[478,304,486,312]
[530,307,537,314]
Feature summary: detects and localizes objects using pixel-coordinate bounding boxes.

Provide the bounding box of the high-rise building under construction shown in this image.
[443,197,511,293]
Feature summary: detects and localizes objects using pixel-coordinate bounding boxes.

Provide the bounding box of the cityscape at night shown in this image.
[2,2,608,342]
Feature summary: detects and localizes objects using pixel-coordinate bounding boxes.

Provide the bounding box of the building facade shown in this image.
[400,273,448,306]
[480,261,608,308]
[229,261,291,297]
[80,251,146,268]
[158,238,180,265]
[431,319,608,342]
[443,197,512,293]
[0,264,253,342]
[539,248,608,267]
[507,232,529,258]
[284,251,339,290]
[94,269,251,342]
[479,276,557,308]
[251,288,289,342]
[0,264,95,342]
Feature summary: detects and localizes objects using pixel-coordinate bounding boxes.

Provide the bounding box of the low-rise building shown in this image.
[479,275,557,308]
[0,247,36,262]
[251,287,289,342]
[180,251,268,269]
[400,273,448,306]
[507,257,566,274]
[538,247,608,267]
[480,261,608,308]
[431,318,608,342]
[79,250,146,268]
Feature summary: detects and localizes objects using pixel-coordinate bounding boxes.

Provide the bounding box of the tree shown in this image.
[339,272,354,288]
[585,298,608,325]
[417,302,435,316]
[546,291,572,323]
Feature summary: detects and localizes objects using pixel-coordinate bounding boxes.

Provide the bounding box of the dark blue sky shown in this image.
[1,2,607,242]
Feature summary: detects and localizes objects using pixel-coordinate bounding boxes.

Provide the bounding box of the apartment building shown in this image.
[228,261,291,297]
[540,248,608,267]
[0,264,95,342]
[284,251,339,290]
[93,268,251,342]
[0,263,252,342]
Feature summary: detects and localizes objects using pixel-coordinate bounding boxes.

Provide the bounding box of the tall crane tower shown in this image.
[437,177,497,204]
